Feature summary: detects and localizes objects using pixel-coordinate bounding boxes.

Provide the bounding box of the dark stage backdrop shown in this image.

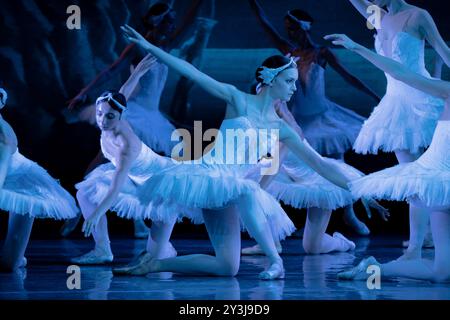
[0,0,448,238]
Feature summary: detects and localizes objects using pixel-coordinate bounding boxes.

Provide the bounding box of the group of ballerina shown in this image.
[0,0,449,284]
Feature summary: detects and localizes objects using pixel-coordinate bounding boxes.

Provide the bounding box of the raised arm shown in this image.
[119,54,157,99]
[347,0,386,20]
[325,34,450,100]
[248,0,295,54]
[322,48,380,101]
[417,10,450,68]
[68,44,136,109]
[122,24,241,106]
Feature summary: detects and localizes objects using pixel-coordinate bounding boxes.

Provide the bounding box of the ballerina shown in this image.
[116,25,385,280]
[0,87,79,271]
[242,98,389,256]
[247,0,381,235]
[348,0,449,259]
[326,33,449,282]
[61,1,204,238]
[70,90,200,265]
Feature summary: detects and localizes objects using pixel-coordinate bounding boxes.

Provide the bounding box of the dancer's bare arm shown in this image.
[325,34,450,100]
[122,24,244,111]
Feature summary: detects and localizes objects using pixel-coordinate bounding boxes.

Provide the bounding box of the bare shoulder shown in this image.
[116,130,140,159]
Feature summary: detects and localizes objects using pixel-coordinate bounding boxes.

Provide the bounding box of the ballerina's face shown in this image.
[96,102,121,131]
[270,67,298,102]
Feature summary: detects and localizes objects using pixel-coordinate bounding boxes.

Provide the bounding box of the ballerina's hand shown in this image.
[121,25,151,50]
[361,197,390,221]
[82,211,104,237]
[284,52,300,63]
[134,54,157,75]
[324,34,359,51]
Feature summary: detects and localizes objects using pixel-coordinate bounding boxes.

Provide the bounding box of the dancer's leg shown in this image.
[71,189,113,264]
[328,152,369,236]
[0,213,34,271]
[395,149,431,260]
[146,219,177,259]
[237,194,284,279]
[303,207,355,254]
[128,206,241,276]
[341,209,450,282]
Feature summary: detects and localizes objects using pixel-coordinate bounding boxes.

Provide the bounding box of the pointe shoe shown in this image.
[113,244,177,274]
[241,244,282,256]
[343,215,370,236]
[259,262,285,280]
[70,249,113,265]
[113,253,155,276]
[337,256,379,281]
[333,232,356,251]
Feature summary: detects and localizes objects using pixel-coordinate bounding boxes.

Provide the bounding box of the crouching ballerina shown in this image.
[117,25,385,280]
[0,88,79,271]
[243,99,389,256]
[326,33,450,283]
[71,90,199,265]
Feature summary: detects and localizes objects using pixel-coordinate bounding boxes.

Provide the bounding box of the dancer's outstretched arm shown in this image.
[325,34,450,100]
[347,0,386,20]
[122,25,243,108]
[280,123,356,190]
[82,138,134,237]
[417,10,450,67]
[322,48,380,101]
[248,0,295,54]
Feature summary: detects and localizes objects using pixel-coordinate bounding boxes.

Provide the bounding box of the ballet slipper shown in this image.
[333,232,356,251]
[113,253,157,276]
[70,248,113,265]
[337,256,379,280]
[241,243,282,256]
[258,261,285,280]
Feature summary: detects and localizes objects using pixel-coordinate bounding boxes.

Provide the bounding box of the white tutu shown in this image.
[290,63,365,156]
[351,121,450,208]
[124,58,176,155]
[265,147,360,211]
[353,32,444,155]
[137,116,296,240]
[76,141,202,223]
[0,151,78,219]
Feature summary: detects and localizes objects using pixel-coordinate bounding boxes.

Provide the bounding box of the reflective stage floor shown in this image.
[0,235,449,300]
